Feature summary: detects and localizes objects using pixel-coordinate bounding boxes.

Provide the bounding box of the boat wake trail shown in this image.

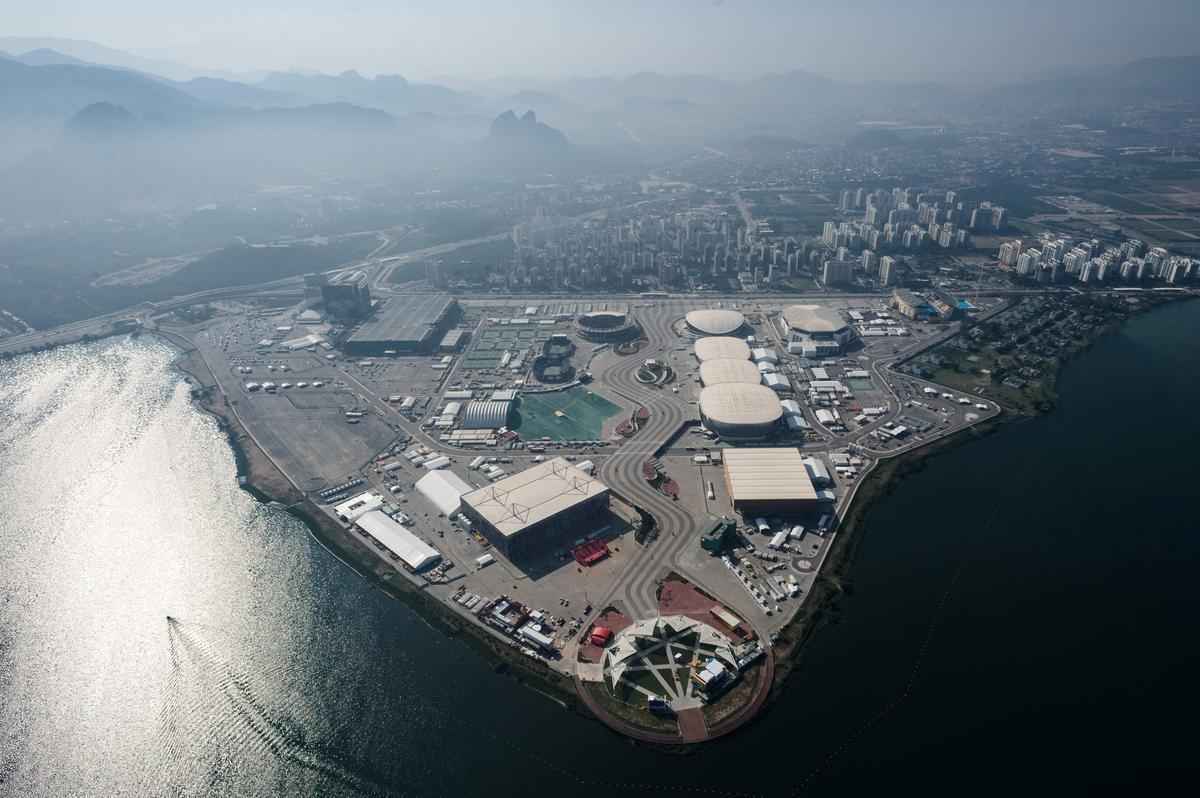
[152,617,415,798]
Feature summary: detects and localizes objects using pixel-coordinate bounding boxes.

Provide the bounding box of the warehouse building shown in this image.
[345,294,460,355]
[460,458,610,559]
[721,448,819,516]
[693,336,752,363]
[699,358,762,387]
[354,510,442,571]
[686,309,747,337]
[780,305,857,357]
[698,383,783,441]
[460,400,514,430]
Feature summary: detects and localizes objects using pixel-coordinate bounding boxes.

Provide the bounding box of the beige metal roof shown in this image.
[686,309,746,335]
[693,336,751,362]
[699,384,782,427]
[721,448,817,502]
[782,305,848,334]
[462,457,609,538]
[699,358,763,387]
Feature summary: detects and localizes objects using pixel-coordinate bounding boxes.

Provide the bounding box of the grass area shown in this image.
[646,647,670,667]
[583,681,680,734]
[623,667,668,695]
[512,387,621,440]
[741,190,835,237]
[388,238,515,284]
[930,367,1045,414]
[1084,191,1163,214]
[701,662,762,726]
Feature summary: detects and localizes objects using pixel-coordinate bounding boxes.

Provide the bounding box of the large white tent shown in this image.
[416,469,475,516]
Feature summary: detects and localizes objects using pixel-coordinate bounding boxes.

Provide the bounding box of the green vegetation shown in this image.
[740,189,835,237]
[930,363,1052,415]
[1084,191,1162,214]
[142,237,376,296]
[582,681,679,734]
[389,238,515,285]
[512,387,621,440]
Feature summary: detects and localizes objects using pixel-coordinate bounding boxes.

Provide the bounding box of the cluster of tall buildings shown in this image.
[502,208,751,291]
[502,204,843,291]
[828,187,1007,252]
[999,235,1198,285]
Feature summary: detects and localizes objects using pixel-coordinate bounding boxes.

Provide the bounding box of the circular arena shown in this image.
[781,304,856,355]
[685,309,746,337]
[699,358,762,387]
[531,356,576,383]
[693,336,751,363]
[698,383,782,440]
[576,310,640,342]
[541,333,576,360]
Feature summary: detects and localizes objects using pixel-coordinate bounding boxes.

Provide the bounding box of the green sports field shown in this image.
[512,387,621,440]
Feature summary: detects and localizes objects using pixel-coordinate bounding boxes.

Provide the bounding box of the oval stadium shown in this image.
[693,336,751,363]
[781,304,856,357]
[698,383,782,441]
[576,310,640,342]
[699,358,763,387]
[685,309,746,337]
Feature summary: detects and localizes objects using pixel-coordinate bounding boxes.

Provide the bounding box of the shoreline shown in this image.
[160,293,1191,745]
[759,292,1196,707]
[168,342,589,716]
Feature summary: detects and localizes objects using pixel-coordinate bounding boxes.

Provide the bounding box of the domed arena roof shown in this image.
[693,336,751,362]
[699,358,763,387]
[686,309,746,336]
[781,305,847,334]
[699,384,783,428]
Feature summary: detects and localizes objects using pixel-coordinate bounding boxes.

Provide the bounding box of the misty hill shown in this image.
[488,110,569,151]
[176,77,295,109]
[0,36,207,81]
[65,102,138,135]
[11,48,95,68]
[258,70,471,114]
[238,102,396,130]
[981,56,1200,112]
[0,58,201,120]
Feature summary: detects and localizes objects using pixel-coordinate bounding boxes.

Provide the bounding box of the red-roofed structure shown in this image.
[573,539,610,566]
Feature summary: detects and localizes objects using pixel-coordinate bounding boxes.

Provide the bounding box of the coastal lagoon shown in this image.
[1,300,1196,795]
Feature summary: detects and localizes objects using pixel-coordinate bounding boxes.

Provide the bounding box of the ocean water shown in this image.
[1,299,1197,796]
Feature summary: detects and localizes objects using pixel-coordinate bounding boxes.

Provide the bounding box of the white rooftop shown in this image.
[722,448,818,503]
[783,304,848,334]
[462,457,608,538]
[355,510,441,571]
[415,469,476,516]
[333,491,384,522]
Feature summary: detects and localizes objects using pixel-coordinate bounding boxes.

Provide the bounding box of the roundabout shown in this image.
[634,358,673,386]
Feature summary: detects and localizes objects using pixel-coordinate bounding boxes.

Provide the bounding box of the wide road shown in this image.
[585,303,708,620]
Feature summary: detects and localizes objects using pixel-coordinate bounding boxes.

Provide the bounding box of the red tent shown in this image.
[573,539,610,566]
[590,626,613,646]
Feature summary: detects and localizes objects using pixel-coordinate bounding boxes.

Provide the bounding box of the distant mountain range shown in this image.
[0,36,222,81]
[3,35,1200,158]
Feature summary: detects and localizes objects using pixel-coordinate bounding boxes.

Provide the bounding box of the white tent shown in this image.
[355,510,441,571]
[415,470,475,516]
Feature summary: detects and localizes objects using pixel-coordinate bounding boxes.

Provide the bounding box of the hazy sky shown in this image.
[8,0,1200,82]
